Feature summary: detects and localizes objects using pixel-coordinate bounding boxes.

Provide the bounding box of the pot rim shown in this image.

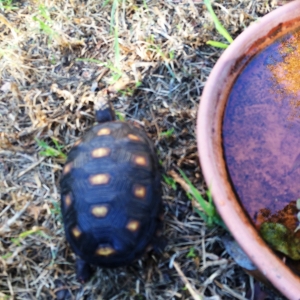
[197,2,300,299]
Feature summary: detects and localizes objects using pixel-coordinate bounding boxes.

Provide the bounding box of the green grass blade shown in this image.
[206,40,229,49]
[159,128,175,137]
[178,169,227,229]
[19,228,42,239]
[12,228,48,245]
[38,5,52,22]
[186,247,196,258]
[35,138,67,159]
[162,174,177,190]
[51,137,63,150]
[102,0,111,7]
[178,169,211,214]
[115,111,125,121]
[110,0,118,33]
[114,26,120,68]
[204,0,233,44]
[33,17,54,36]
[194,208,209,223]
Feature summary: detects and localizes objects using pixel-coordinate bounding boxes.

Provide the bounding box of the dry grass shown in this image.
[0,0,289,299]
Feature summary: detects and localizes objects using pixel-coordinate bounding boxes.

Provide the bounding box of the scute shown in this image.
[60,121,162,268]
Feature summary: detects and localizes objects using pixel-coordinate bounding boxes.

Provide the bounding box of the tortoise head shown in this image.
[94,91,115,123]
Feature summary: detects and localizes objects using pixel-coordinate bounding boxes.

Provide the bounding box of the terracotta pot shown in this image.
[197,2,300,299]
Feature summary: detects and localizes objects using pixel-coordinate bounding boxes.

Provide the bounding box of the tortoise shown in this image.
[60,94,164,282]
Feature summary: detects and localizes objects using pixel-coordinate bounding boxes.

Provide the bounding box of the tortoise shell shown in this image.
[60,120,162,273]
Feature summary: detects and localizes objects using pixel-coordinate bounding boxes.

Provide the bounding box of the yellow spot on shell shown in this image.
[89,174,110,185]
[128,134,140,141]
[126,220,140,232]
[63,162,72,175]
[72,226,82,238]
[65,194,72,208]
[97,128,111,136]
[92,147,110,158]
[96,246,115,256]
[133,185,146,199]
[91,206,108,217]
[134,155,148,167]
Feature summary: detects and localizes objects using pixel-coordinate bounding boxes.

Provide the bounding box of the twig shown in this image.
[173,261,202,300]
[0,202,31,234]
[168,169,191,193]
[168,169,202,211]
[17,157,45,178]
[214,280,247,300]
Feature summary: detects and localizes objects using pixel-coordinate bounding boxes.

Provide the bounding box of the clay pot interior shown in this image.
[197,2,300,299]
[223,22,300,266]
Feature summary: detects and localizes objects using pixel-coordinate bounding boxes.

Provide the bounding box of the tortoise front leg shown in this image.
[76,257,94,283]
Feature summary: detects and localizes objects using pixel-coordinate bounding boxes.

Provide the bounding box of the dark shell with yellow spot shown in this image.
[60,119,163,273]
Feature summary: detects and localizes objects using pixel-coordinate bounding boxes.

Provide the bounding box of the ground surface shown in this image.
[0,0,291,299]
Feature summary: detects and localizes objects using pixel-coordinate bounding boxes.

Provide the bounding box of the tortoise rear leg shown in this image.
[150,214,167,255]
[76,257,94,283]
[152,235,167,255]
